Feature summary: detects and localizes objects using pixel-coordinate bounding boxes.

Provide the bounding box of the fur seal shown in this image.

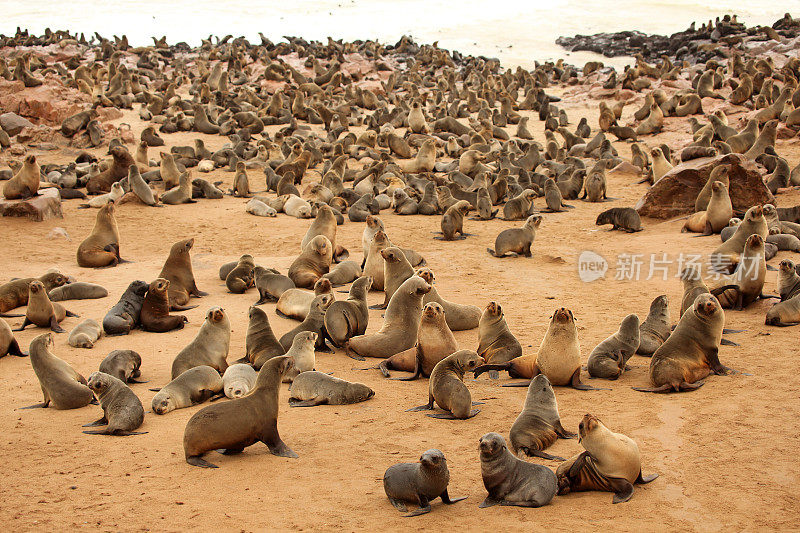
[437,200,471,240]
[301,204,348,262]
[183,355,298,467]
[634,293,729,393]
[710,234,767,310]
[68,319,102,348]
[684,181,732,235]
[288,235,333,289]
[586,314,640,379]
[152,365,223,415]
[278,295,332,352]
[636,295,670,356]
[276,278,332,320]
[479,432,558,508]
[379,302,457,379]
[82,372,146,435]
[324,275,372,347]
[475,308,604,390]
[76,203,123,268]
[226,254,256,294]
[711,205,767,272]
[140,278,188,333]
[407,350,483,419]
[543,178,573,212]
[322,260,362,286]
[595,208,643,232]
[158,238,207,307]
[503,190,537,220]
[3,155,39,199]
[363,230,391,290]
[161,171,196,205]
[281,331,318,383]
[103,280,148,335]
[222,364,257,399]
[289,371,375,406]
[487,215,541,257]
[0,318,25,358]
[377,246,414,309]
[475,301,522,377]
[0,272,69,316]
[48,282,108,301]
[383,449,466,517]
[244,305,285,369]
[171,306,230,379]
[416,268,481,331]
[127,165,158,206]
[509,375,576,460]
[254,266,296,304]
[21,333,94,409]
[99,350,144,383]
[14,281,77,333]
[345,276,431,360]
[556,414,658,503]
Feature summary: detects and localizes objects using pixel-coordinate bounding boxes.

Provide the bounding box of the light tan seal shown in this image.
[171,306,230,379]
[345,276,431,360]
[20,333,94,409]
[288,235,333,289]
[509,374,576,460]
[324,275,372,347]
[183,355,298,468]
[76,203,124,268]
[634,293,731,393]
[475,301,522,377]
[3,154,40,199]
[151,365,223,414]
[68,319,102,348]
[301,204,349,262]
[225,254,256,294]
[487,215,541,257]
[14,280,78,333]
[0,271,68,316]
[82,372,146,436]
[289,371,375,407]
[407,350,484,419]
[556,414,658,503]
[0,318,25,358]
[636,295,670,356]
[276,278,332,320]
[416,268,481,331]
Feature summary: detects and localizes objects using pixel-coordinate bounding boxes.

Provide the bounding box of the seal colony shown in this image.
[1,14,799,529]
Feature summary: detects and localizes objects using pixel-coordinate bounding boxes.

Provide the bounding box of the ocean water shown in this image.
[0,0,790,69]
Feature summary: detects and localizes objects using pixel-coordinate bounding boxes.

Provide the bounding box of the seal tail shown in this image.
[0,312,24,318]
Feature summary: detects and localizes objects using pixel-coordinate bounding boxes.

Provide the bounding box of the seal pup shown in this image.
[14,281,78,333]
[543,178,573,212]
[103,280,148,335]
[417,268,481,331]
[595,208,643,232]
[151,365,223,415]
[3,154,39,199]
[158,238,207,307]
[21,333,94,409]
[479,432,558,508]
[0,271,69,316]
[710,234,767,310]
[160,171,197,205]
[586,314,641,379]
[301,204,348,262]
[324,276,372,347]
[82,372,146,435]
[407,350,484,419]
[634,294,730,393]
[322,260,362,286]
[254,266,296,304]
[222,364,258,399]
[68,319,102,348]
[710,205,767,272]
[140,278,188,333]
[244,305,285,369]
[275,278,332,320]
[636,295,670,356]
[281,332,318,383]
[487,215,541,257]
[48,282,108,302]
[226,254,256,294]
[509,375,576,460]
[99,350,145,383]
[0,318,25,358]
[345,276,431,360]
[289,371,375,406]
[278,295,332,353]
[436,200,472,240]
[383,449,466,517]
[379,302,458,379]
[556,414,658,503]
[183,355,298,468]
[171,306,230,379]
[76,203,123,268]
[288,235,333,289]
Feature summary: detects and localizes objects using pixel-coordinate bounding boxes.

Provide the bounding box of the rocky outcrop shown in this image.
[0,112,34,136]
[0,187,62,221]
[634,153,774,219]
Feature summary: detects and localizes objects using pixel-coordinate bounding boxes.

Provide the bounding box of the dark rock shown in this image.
[634,153,774,219]
[0,187,63,221]
[0,112,34,136]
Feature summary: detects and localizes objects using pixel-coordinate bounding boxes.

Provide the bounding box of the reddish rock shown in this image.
[16,125,57,144]
[0,187,62,221]
[634,153,774,219]
[0,80,89,126]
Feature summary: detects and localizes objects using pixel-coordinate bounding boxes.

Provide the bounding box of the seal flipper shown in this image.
[49,316,66,333]
[570,367,611,391]
[479,496,500,508]
[720,338,739,346]
[440,489,466,504]
[524,448,566,461]
[170,304,198,311]
[636,471,658,484]
[609,477,635,504]
[0,312,24,318]
[20,401,49,409]
[82,416,108,427]
[8,339,27,357]
[500,500,546,508]
[65,310,79,317]
[406,398,434,412]
[289,398,326,407]
[186,455,219,468]
[501,380,532,388]
[403,497,431,517]
[554,419,578,438]
[12,318,31,331]
[390,350,424,381]
[388,498,408,512]
[265,438,298,458]
[426,408,479,419]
